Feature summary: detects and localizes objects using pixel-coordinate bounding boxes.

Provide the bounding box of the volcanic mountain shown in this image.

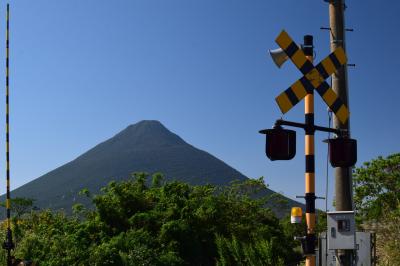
[6,120,300,216]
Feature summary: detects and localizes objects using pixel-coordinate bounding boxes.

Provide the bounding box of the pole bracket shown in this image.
[296,195,326,200]
[275,119,345,136]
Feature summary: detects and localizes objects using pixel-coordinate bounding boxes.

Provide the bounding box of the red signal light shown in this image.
[326,138,357,167]
[260,126,296,161]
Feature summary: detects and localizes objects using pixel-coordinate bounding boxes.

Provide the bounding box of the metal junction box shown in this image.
[327,211,356,250]
[318,231,373,266]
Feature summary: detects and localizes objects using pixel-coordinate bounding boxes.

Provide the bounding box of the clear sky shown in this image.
[0,0,398,210]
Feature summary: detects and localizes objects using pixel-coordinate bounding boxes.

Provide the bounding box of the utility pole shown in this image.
[329,0,353,265]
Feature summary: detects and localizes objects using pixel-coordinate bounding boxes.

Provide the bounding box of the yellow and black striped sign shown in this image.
[274,30,349,124]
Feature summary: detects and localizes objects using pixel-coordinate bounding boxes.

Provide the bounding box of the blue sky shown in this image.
[0,0,398,210]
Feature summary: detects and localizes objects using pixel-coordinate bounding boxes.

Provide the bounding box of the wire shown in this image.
[325,110,332,213]
[325,109,332,265]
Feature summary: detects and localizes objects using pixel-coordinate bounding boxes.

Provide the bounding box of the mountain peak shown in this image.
[5,119,300,218]
[113,120,185,148]
[125,120,166,132]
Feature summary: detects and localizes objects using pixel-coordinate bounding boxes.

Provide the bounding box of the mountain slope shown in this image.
[6,120,300,216]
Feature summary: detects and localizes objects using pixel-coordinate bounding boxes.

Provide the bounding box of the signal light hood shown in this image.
[324,137,357,168]
[259,125,296,161]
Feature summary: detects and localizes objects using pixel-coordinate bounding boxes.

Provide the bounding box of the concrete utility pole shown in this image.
[329,1,353,265]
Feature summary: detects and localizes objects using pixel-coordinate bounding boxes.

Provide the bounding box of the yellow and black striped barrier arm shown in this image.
[3,5,14,265]
[274,30,349,124]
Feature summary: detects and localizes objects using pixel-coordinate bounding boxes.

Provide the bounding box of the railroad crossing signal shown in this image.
[274,30,349,124]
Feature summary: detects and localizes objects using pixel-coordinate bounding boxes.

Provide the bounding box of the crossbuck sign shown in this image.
[274,31,349,124]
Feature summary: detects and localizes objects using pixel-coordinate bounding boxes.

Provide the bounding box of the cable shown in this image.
[324,109,332,265]
[325,110,332,213]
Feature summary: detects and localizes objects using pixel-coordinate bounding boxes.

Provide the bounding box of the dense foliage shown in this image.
[0,173,301,265]
[354,153,400,221]
[353,153,400,265]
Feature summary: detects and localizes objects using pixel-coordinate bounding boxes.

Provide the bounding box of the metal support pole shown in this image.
[328,1,353,265]
[304,35,316,266]
[3,4,14,266]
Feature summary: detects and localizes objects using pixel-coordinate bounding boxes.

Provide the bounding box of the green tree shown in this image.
[91,174,300,265]
[215,235,285,266]
[0,173,301,265]
[353,153,400,221]
[353,153,400,265]
[0,197,35,219]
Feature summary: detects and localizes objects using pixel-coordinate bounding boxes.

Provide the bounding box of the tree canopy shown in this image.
[353,153,400,265]
[0,173,302,265]
[353,153,400,221]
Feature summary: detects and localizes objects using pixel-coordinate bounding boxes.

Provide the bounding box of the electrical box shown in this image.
[327,211,356,250]
[355,232,372,266]
[318,231,373,266]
